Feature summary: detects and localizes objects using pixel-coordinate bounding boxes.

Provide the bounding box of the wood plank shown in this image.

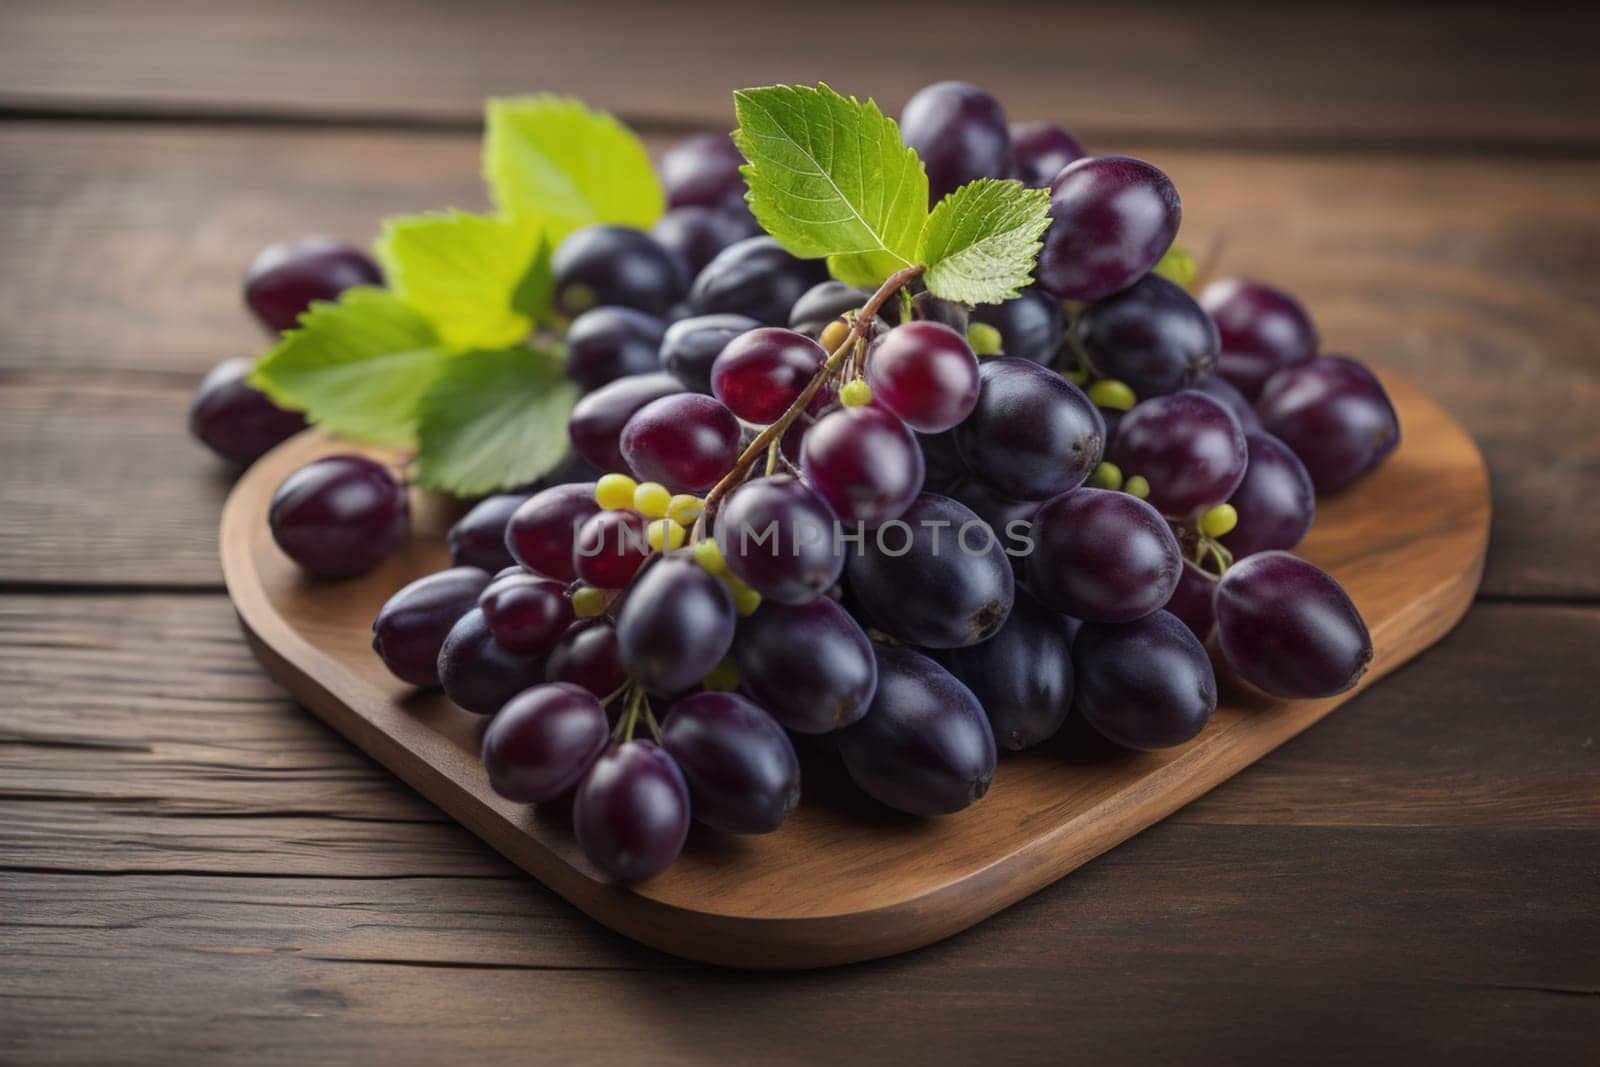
[3,0,1599,146]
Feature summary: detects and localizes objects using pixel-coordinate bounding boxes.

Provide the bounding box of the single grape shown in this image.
[573,740,690,881]
[1076,273,1219,397]
[188,357,308,465]
[940,586,1074,751]
[1009,121,1086,187]
[1191,373,1263,433]
[481,682,609,803]
[969,290,1065,365]
[1036,156,1181,301]
[371,566,492,686]
[572,508,650,590]
[568,373,685,472]
[437,607,548,716]
[447,493,528,572]
[545,620,627,699]
[658,133,746,210]
[1027,487,1182,622]
[952,356,1104,501]
[615,556,736,695]
[899,81,1012,203]
[661,691,800,834]
[733,597,877,733]
[800,404,925,526]
[551,225,686,319]
[1221,432,1315,558]
[836,645,996,816]
[1214,552,1373,698]
[787,280,879,337]
[243,237,382,333]
[1256,356,1401,492]
[1164,559,1219,641]
[619,393,742,493]
[714,475,842,604]
[659,313,759,394]
[1073,610,1216,750]
[268,454,409,578]
[865,321,980,433]
[711,327,827,424]
[1199,278,1319,398]
[651,205,758,276]
[479,570,573,656]
[847,493,1014,648]
[563,306,667,392]
[1110,390,1247,518]
[505,482,600,582]
[688,236,828,326]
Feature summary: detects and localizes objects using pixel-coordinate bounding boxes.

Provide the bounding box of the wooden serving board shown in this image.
[221,370,1489,969]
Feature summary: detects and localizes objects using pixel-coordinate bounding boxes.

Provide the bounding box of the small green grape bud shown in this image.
[840,379,873,407]
[1088,379,1137,412]
[701,658,740,692]
[1199,503,1238,539]
[1153,244,1198,289]
[571,585,608,619]
[1125,475,1151,500]
[819,318,852,353]
[1088,462,1124,491]
[966,322,1003,356]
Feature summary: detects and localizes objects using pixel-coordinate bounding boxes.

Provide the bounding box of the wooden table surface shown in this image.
[2,2,1597,1062]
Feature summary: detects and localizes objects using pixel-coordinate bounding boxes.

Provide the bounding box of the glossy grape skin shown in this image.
[572,508,650,590]
[479,571,573,656]
[836,645,996,816]
[1164,559,1219,641]
[481,683,609,803]
[1074,610,1216,750]
[865,322,980,433]
[659,313,758,393]
[940,586,1074,751]
[243,237,382,333]
[800,404,925,526]
[970,290,1065,365]
[1191,373,1263,433]
[188,358,308,465]
[651,205,757,276]
[447,493,528,572]
[505,482,599,582]
[619,393,742,493]
[1221,432,1315,558]
[711,328,826,424]
[733,597,877,733]
[545,620,627,699]
[661,692,800,834]
[952,357,1104,501]
[1036,156,1181,302]
[1256,356,1401,493]
[371,566,491,686]
[268,455,409,578]
[573,740,691,881]
[848,493,1015,649]
[899,81,1011,204]
[1027,488,1182,623]
[659,133,745,210]
[1076,273,1219,397]
[563,307,667,393]
[1215,552,1372,697]
[688,236,828,326]
[1009,121,1086,187]
[787,280,877,337]
[715,475,842,604]
[551,225,686,320]
[1110,390,1248,518]
[1199,278,1319,398]
[616,556,736,696]
[437,608,548,716]
[568,373,685,472]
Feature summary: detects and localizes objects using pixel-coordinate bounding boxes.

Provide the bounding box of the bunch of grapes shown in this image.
[193,80,1400,884]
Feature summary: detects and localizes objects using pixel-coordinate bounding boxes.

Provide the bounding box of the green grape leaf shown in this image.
[249,288,450,447]
[413,345,580,496]
[732,83,927,288]
[917,178,1051,306]
[1153,243,1197,289]
[483,95,665,242]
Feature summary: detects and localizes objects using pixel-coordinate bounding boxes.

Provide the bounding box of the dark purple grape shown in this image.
[1076,273,1219,397]
[552,225,686,320]
[848,493,1014,648]
[970,290,1065,365]
[563,306,666,392]
[940,586,1074,751]
[372,566,491,686]
[651,205,757,275]
[1027,488,1181,622]
[899,81,1011,204]
[953,356,1104,501]
[911,292,969,334]
[715,475,842,604]
[787,280,876,337]
[659,313,759,394]
[1256,356,1400,492]
[188,357,307,465]
[1164,559,1219,642]
[711,327,826,424]
[568,373,685,472]
[481,682,609,803]
[619,393,741,493]
[546,620,627,698]
[800,404,925,526]
[1191,373,1263,433]
[572,508,650,590]
[865,321,980,433]
[268,454,409,578]
[688,236,827,326]
[836,645,996,815]
[659,134,746,210]
[1214,552,1372,698]
[437,608,547,716]
[573,740,690,881]
[506,482,599,582]
[447,493,528,572]
[947,480,1038,572]
[1036,156,1180,302]
[1009,121,1085,187]
[1110,390,1247,518]
[661,692,800,834]
[479,571,573,656]
[1221,432,1315,558]
[616,556,736,695]
[1073,610,1216,750]
[733,597,877,733]
[1199,278,1319,399]
[243,237,382,333]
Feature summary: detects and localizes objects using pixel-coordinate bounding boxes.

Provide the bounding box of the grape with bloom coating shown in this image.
[372,566,492,686]
[953,357,1104,501]
[437,608,547,716]
[505,483,600,582]
[545,620,627,699]
[243,237,382,333]
[616,556,736,696]
[662,692,800,834]
[479,570,573,655]
[1036,156,1180,302]
[715,475,843,604]
[448,493,528,572]
[564,307,666,392]
[733,597,877,733]
[1256,356,1400,492]
[711,328,826,424]
[800,404,925,526]
[1110,391,1247,518]
[481,683,609,803]
[660,313,760,394]
[899,81,1012,204]
[1073,610,1216,750]
[268,455,409,578]
[1220,432,1315,558]
[568,373,685,472]
[1199,278,1319,398]
[1009,121,1085,187]
[1076,273,1219,397]
[189,358,307,465]
[865,321,980,433]
[940,586,1074,751]
[620,394,742,493]
[573,741,690,882]
[689,236,827,326]
[1027,488,1181,623]
[551,224,685,319]
[1215,552,1372,697]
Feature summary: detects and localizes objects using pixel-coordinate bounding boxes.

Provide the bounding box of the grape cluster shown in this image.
[202,82,1401,885]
